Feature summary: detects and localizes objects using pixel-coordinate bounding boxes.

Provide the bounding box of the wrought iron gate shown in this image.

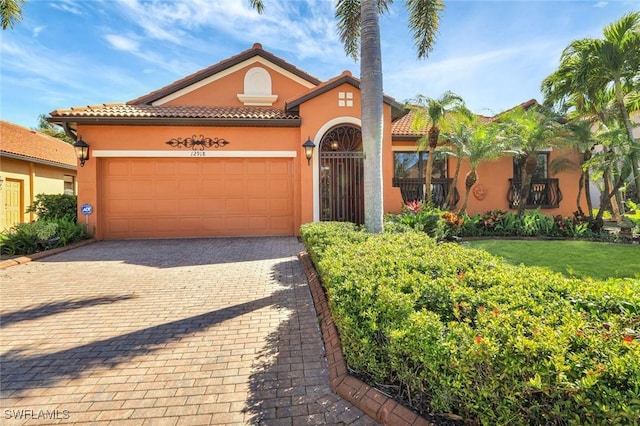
[319,125,364,224]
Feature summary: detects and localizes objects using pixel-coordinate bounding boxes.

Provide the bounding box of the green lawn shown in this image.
[466,240,639,280]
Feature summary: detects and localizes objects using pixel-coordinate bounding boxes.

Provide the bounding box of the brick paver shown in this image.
[1,238,378,425]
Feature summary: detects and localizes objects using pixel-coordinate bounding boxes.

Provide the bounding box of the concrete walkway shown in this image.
[0,238,378,425]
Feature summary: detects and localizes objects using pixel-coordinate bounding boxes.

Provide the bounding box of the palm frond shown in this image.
[336,0,362,60]
[405,0,444,59]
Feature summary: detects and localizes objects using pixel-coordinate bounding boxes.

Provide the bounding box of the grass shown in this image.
[466,240,639,280]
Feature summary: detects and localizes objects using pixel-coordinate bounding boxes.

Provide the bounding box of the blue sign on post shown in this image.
[81,203,93,216]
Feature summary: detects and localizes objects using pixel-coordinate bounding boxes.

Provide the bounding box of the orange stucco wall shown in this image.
[163,63,312,109]
[388,139,587,218]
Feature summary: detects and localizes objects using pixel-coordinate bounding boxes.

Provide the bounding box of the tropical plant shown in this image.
[587,124,635,222]
[1,0,24,30]
[409,91,466,202]
[335,0,444,233]
[549,120,597,216]
[542,12,640,203]
[438,117,505,214]
[496,106,569,216]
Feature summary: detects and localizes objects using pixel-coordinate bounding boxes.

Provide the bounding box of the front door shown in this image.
[3,179,23,230]
[319,125,364,224]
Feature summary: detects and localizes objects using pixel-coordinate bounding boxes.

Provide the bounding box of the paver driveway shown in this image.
[0,238,378,425]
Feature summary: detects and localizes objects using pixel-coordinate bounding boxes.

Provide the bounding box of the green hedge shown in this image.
[300,222,640,425]
[1,219,90,256]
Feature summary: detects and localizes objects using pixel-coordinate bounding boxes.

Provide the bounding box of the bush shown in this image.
[301,223,640,424]
[27,193,78,222]
[1,219,90,256]
[386,207,608,240]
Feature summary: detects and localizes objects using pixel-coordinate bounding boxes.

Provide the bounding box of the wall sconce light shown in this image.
[73,138,90,167]
[302,137,316,165]
[330,140,339,151]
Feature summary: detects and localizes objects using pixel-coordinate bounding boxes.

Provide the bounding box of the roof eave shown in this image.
[0,151,77,170]
[129,48,321,105]
[392,135,422,141]
[48,116,301,128]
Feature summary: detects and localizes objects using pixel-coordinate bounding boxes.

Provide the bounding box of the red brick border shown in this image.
[0,239,96,270]
[299,251,435,426]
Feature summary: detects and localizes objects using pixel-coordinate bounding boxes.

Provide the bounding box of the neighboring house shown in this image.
[48,43,583,240]
[1,120,78,230]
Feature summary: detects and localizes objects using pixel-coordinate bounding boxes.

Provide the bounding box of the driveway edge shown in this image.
[0,239,96,270]
[299,251,435,426]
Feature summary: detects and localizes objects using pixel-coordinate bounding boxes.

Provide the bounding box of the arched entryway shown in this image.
[319,124,364,224]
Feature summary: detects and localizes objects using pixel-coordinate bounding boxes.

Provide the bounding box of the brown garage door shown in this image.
[101,158,294,239]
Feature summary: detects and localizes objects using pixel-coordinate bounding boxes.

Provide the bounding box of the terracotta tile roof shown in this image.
[392,109,422,137]
[49,104,299,120]
[391,99,539,138]
[0,120,76,168]
[128,43,321,105]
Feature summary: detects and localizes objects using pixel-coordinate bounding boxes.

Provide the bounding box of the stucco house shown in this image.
[1,121,77,230]
[48,43,584,240]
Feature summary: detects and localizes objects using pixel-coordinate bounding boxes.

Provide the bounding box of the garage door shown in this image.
[101,158,294,239]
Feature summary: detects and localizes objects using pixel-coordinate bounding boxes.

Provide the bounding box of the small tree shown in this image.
[443,120,505,214]
[435,108,474,208]
[549,120,597,216]
[497,106,569,216]
[408,91,466,202]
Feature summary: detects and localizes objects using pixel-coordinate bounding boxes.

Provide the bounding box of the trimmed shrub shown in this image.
[1,219,90,256]
[27,193,78,222]
[300,222,640,424]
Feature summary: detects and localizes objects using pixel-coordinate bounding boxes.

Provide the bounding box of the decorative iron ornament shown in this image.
[166,135,230,150]
[319,125,362,152]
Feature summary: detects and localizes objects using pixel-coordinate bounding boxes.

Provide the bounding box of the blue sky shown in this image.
[1,0,637,129]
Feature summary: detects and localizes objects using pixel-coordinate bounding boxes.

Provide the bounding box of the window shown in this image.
[64,175,75,195]
[393,152,447,179]
[338,92,353,107]
[513,152,548,180]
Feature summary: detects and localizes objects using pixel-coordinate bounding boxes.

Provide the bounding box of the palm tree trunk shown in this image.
[424,127,439,202]
[577,172,585,215]
[360,0,384,233]
[614,79,640,193]
[517,155,535,217]
[459,170,477,214]
[584,168,593,217]
[446,156,462,208]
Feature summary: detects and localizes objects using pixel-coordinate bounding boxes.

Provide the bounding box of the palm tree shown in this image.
[542,12,640,197]
[438,116,504,214]
[1,0,25,30]
[408,91,466,203]
[497,106,569,217]
[549,120,597,216]
[434,108,473,207]
[336,0,444,233]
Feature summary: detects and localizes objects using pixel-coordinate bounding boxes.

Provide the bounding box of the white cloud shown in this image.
[105,34,139,52]
[49,0,83,16]
[32,25,45,38]
[595,2,608,8]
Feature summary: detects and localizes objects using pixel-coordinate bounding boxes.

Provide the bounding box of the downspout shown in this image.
[29,162,35,222]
